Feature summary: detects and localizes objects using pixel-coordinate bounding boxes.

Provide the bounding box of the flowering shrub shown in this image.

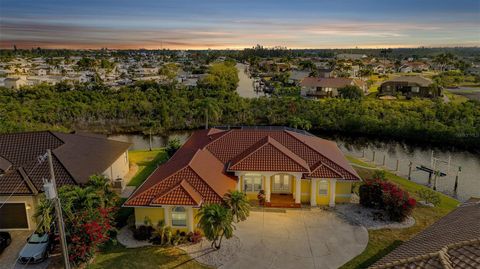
[359,180,383,208]
[67,207,116,265]
[359,179,416,222]
[187,229,203,244]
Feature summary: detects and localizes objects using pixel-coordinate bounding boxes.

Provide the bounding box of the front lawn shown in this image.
[87,245,210,269]
[128,148,169,187]
[340,156,460,269]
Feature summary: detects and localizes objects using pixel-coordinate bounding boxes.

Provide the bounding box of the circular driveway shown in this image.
[220,208,368,269]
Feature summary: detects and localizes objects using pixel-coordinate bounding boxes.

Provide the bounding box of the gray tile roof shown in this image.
[370,198,480,269]
[0,131,131,195]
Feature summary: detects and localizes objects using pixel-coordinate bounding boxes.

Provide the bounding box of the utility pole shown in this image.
[46,149,71,269]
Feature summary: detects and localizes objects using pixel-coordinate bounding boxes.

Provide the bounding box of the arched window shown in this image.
[171,207,187,227]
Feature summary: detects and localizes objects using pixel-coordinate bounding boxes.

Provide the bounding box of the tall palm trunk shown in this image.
[205,108,209,129]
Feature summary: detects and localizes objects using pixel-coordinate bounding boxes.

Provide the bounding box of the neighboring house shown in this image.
[399,65,413,73]
[0,131,131,230]
[3,76,27,89]
[124,127,361,232]
[370,198,480,269]
[300,77,367,98]
[379,75,440,98]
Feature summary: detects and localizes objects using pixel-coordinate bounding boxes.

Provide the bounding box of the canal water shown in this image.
[236,63,264,98]
[109,131,479,202]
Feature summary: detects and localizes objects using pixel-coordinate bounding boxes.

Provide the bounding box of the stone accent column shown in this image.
[310,178,317,206]
[186,207,194,232]
[164,206,170,226]
[265,176,271,203]
[329,179,337,207]
[295,177,301,204]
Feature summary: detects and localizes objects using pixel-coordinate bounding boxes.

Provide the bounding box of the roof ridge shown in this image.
[265,137,310,171]
[229,135,310,172]
[48,150,80,185]
[370,237,480,269]
[126,164,190,205]
[308,163,342,178]
[203,129,234,150]
[285,131,357,179]
[186,164,224,199]
[229,136,270,167]
[18,167,38,195]
[151,179,198,206]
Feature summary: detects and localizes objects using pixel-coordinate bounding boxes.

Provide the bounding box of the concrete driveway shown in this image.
[0,230,50,269]
[221,208,368,269]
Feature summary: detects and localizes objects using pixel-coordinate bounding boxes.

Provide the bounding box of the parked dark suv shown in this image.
[0,232,12,253]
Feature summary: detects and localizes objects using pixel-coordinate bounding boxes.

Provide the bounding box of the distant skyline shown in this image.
[1,0,479,50]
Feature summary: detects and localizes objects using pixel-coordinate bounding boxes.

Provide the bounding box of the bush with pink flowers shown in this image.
[359,179,416,222]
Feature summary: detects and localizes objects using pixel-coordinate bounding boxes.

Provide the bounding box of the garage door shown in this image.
[0,203,29,229]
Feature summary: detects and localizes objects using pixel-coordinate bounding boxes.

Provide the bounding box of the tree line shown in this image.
[0,80,478,150]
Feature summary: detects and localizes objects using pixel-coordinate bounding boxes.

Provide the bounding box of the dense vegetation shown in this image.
[1,80,479,150]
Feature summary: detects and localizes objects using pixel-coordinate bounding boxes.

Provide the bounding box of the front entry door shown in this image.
[272,174,291,193]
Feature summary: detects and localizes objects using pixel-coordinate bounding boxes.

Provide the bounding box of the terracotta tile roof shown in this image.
[371,198,480,269]
[307,162,342,178]
[228,136,310,172]
[125,127,360,207]
[152,180,202,206]
[0,131,131,195]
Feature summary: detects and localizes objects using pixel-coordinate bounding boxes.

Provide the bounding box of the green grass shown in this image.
[127,148,169,187]
[88,245,210,269]
[443,90,469,104]
[340,157,460,269]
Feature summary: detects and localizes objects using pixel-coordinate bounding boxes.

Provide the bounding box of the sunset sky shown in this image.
[1,0,479,49]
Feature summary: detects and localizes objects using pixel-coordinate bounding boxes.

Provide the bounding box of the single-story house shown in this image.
[379,75,441,98]
[300,77,367,98]
[0,131,131,230]
[124,127,361,232]
[3,77,28,90]
[370,198,480,269]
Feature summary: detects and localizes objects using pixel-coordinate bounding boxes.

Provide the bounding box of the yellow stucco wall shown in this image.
[238,173,353,205]
[133,178,354,228]
[134,207,201,233]
[134,207,165,226]
[335,181,353,203]
[300,180,310,203]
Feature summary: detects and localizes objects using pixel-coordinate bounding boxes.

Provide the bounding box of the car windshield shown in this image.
[28,234,48,244]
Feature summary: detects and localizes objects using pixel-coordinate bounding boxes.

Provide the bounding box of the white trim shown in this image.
[186,207,194,232]
[310,178,317,206]
[329,179,337,207]
[318,179,329,196]
[295,177,301,204]
[265,176,271,203]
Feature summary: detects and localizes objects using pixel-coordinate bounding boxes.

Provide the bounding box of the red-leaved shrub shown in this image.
[359,179,416,222]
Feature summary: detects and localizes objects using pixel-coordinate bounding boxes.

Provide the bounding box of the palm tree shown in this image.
[196,98,220,129]
[196,203,234,249]
[223,190,250,223]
